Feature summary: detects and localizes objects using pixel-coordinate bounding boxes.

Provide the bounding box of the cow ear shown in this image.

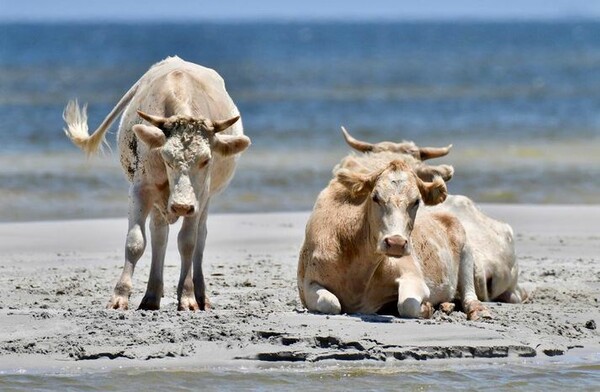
[414,163,454,182]
[416,175,447,205]
[213,134,251,156]
[133,124,166,148]
[336,168,377,198]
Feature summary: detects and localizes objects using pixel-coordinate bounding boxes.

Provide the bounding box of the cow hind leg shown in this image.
[494,284,529,304]
[459,243,492,321]
[138,209,169,310]
[304,282,342,314]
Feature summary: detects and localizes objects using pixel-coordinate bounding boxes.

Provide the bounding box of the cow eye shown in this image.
[372,193,381,204]
[412,199,421,210]
[198,158,210,169]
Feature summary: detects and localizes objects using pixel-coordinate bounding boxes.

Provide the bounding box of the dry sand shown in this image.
[0,205,598,373]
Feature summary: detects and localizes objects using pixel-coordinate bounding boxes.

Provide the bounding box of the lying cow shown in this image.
[429,195,527,303]
[297,159,490,320]
[63,56,250,310]
[339,127,527,303]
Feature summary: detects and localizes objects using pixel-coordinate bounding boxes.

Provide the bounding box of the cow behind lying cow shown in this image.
[63,56,250,311]
[297,159,491,320]
[429,195,527,303]
[337,127,527,304]
[341,126,455,182]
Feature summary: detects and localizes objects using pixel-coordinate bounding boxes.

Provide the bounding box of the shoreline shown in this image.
[0,205,599,375]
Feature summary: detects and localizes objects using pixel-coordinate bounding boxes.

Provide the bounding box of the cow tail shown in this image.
[63,79,140,156]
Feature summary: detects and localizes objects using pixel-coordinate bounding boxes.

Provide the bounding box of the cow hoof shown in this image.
[467,301,493,321]
[107,295,129,310]
[138,295,161,311]
[178,296,200,311]
[440,302,456,315]
[200,297,212,311]
[420,302,434,319]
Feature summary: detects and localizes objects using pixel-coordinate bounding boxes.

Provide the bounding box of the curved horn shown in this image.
[137,110,168,128]
[212,115,240,133]
[341,126,373,153]
[419,144,453,161]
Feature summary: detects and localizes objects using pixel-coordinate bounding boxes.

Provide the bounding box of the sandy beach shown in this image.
[0,204,598,376]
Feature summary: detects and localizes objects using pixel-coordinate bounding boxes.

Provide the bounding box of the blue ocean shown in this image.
[1,21,600,221]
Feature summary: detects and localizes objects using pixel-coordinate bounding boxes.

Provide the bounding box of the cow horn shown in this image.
[212,115,240,133]
[341,126,373,152]
[419,144,453,161]
[137,110,168,128]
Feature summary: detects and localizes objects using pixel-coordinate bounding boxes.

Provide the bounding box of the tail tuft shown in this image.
[63,100,106,156]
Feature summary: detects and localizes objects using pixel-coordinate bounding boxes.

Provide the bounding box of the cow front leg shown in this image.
[303,281,342,314]
[108,185,152,310]
[177,214,200,311]
[138,209,169,310]
[397,275,431,318]
[192,204,210,310]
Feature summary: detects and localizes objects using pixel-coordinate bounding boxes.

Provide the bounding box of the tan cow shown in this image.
[338,127,527,303]
[63,56,250,311]
[297,159,490,320]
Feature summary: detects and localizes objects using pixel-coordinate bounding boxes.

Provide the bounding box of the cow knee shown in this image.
[496,290,523,304]
[315,291,342,314]
[126,227,146,261]
[305,283,342,314]
[398,297,422,318]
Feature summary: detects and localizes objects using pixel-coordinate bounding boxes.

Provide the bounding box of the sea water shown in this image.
[1,21,600,221]
[1,360,599,391]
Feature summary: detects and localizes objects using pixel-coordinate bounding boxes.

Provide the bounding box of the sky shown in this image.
[2,0,600,22]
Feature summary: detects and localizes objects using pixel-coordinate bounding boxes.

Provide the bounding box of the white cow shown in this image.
[429,195,526,303]
[63,56,250,311]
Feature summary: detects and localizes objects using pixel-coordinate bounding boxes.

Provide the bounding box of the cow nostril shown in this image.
[170,204,195,215]
[385,236,407,248]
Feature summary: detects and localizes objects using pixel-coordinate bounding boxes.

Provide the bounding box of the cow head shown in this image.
[133,111,250,220]
[336,160,447,257]
[341,126,452,161]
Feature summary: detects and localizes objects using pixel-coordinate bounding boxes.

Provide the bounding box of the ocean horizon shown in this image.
[1,20,600,221]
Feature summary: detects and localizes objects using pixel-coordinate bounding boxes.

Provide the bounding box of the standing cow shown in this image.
[63,56,250,311]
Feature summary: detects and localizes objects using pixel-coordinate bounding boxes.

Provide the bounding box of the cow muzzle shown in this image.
[170,203,196,216]
[382,235,410,257]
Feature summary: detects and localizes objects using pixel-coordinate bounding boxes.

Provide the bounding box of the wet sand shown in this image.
[0,205,598,373]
